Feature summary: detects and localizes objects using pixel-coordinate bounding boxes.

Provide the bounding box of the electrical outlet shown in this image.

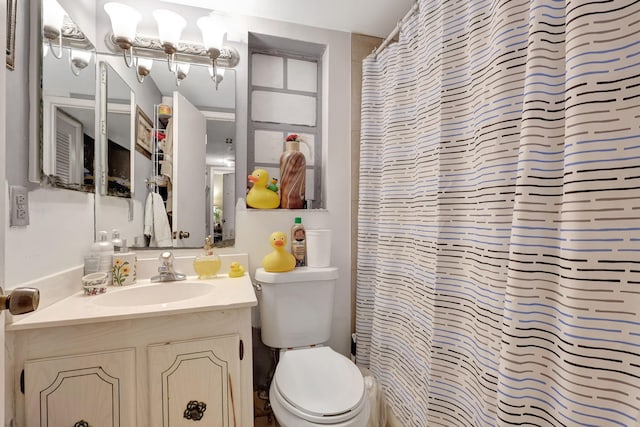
[10,185,29,227]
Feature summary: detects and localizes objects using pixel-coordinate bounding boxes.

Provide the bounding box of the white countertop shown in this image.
[7,274,257,331]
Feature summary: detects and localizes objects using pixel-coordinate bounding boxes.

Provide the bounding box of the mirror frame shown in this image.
[98,60,136,198]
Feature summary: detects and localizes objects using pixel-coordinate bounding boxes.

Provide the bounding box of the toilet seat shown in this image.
[272,347,367,424]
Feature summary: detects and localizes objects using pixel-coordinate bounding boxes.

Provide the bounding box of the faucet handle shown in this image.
[159,251,174,266]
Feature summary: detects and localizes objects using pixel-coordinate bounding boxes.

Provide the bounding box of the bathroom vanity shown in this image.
[7,275,257,427]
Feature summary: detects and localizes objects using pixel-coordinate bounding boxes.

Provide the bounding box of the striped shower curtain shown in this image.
[356,0,640,426]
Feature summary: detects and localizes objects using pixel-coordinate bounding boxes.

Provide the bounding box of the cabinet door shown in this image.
[148,335,241,427]
[24,348,136,427]
[172,91,206,248]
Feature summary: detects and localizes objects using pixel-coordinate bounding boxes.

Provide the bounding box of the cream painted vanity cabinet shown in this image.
[7,276,257,427]
[23,348,137,426]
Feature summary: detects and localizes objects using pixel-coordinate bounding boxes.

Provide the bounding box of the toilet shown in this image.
[255,267,370,427]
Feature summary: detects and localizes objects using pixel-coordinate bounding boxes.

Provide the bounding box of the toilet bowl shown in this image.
[255,267,370,426]
[269,347,370,426]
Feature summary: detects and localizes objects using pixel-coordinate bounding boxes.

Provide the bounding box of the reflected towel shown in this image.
[144,192,172,247]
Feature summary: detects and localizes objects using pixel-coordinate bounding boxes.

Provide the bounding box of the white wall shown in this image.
[5,189,94,285]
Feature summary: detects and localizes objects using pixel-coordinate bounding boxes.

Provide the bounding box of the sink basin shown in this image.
[92,282,213,307]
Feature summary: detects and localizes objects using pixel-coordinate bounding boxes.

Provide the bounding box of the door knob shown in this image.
[0,287,40,315]
[178,231,190,239]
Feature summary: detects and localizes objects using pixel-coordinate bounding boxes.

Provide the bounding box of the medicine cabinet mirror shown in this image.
[37,3,96,191]
[95,58,236,249]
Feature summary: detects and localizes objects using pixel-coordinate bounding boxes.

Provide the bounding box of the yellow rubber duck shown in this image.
[262,231,296,272]
[247,169,280,209]
[228,262,245,278]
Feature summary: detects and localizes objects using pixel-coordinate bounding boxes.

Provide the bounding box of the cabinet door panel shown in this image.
[148,335,240,427]
[24,348,136,427]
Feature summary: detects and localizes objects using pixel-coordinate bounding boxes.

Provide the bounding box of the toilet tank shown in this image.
[255,267,338,349]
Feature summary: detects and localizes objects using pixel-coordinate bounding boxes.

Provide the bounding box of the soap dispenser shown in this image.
[91,230,114,282]
[193,235,221,279]
[111,229,123,252]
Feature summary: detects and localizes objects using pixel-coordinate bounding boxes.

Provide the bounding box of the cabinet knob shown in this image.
[0,287,39,315]
[184,400,207,421]
[74,421,89,427]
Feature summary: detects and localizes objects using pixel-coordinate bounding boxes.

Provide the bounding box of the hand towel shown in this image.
[144,192,173,247]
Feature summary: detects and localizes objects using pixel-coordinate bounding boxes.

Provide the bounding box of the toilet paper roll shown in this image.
[306,229,332,268]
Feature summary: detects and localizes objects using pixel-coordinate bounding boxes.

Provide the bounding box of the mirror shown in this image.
[33,0,238,249]
[140,63,236,248]
[94,56,236,249]
[40,3,96,191]
[206,118,236,245]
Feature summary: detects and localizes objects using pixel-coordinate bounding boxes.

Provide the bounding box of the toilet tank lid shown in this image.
[255,267,338,283]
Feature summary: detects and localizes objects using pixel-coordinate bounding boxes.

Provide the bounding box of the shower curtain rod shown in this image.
[374,1,419,57]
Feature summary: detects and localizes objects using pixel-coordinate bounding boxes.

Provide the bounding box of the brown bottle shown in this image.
[279,140,306,209]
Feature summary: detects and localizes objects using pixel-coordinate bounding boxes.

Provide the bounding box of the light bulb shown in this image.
[42,0,66,40]
[197,13,226,59]
[153,9,186,54]
[104,2,141,49]
[136,58,154,83]
[70,49,92,68]
[69,49,92,76]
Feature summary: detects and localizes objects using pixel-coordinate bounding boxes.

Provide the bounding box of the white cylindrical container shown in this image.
[306,229,331,268]
[112,241,137,286]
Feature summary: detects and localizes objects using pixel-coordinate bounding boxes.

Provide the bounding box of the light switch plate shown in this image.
[10,185,29,227]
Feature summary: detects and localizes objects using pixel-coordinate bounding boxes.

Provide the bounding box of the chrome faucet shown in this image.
[151,251,186,282]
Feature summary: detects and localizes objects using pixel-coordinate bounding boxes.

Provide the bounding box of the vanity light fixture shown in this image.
[197,12,226,83]
[136,58,154,83]
[103,2,142,68]
[42,0,67,59]
[152,9,187,72]
[103,4,238,88]
[69,49,92,76]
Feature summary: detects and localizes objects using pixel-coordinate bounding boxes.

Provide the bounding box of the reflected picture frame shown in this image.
[135,106,153,159]
[6,0,16,70]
